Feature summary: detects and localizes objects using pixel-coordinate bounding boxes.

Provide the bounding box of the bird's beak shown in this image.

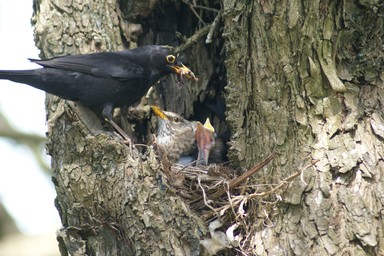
[203,118,214,132]
[170,64,198,81]
[151,106,168,120]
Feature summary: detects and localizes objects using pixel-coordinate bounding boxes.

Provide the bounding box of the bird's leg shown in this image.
[107,119,132,147]
[120,106,135,137]
[102,104,132,147]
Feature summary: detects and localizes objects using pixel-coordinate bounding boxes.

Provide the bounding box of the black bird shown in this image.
[0,45,197,143]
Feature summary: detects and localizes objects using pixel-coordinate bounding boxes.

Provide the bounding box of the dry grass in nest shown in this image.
[156,147,318,254]
[160,151,318,219]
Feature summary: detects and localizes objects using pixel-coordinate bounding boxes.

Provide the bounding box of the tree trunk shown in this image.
[223,0,384,255]
[33,0,209,255]
[32,0,384,255]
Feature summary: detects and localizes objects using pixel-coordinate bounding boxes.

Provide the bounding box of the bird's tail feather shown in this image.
[0,70,35,81]
[0,70,47,90]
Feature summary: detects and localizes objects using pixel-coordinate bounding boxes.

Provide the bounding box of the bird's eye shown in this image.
[166,55,176,64]
[173,117,180,123]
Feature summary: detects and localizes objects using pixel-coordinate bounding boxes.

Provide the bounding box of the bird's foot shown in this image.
[152,134,158,144]
[120,136,133,147]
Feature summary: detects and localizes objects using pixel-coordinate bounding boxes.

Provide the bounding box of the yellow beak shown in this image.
[203,118,214,133]
[151,106,168,120]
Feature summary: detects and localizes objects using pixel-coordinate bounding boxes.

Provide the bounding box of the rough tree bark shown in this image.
[33,0,212,255]
[223,0,384,255]
[32,0,384,255]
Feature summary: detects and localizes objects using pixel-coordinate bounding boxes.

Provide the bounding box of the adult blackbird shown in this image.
[151,106,223,165]
[0,45,197,142]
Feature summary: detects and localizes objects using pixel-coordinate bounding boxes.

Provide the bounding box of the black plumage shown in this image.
[0,45,197,125]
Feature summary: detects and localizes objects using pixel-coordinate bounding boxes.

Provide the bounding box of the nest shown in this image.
[163,153,279,218]
[155,146,317,254]
[158,150,314,216]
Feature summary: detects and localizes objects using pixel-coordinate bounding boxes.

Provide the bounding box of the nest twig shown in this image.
[190,152,276,209]
[155,148,317,254]
[158,151,317,221]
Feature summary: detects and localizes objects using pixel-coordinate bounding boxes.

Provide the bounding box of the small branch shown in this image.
[247,160,318,199]
[197,176,219,217]
[192,152,275,209]
[216,152,275,195]
[194,5,220,13]
[248,170,302,199]
[175,7,222,52]
[182,0,206,26]
[0,113,50,173]
[175,26,210,53]
[209,159,319,215]
[205,10,222,44]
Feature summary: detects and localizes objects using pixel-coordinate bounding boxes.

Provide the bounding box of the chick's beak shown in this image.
[151,106,168,120]
[171,63,198,81]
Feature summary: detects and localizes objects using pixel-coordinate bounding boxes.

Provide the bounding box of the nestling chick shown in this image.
[152,106,225,165]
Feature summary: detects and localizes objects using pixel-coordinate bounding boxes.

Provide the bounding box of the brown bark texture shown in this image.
[32,0,384,255]
[223,0,384,255]
[33,0,210,255]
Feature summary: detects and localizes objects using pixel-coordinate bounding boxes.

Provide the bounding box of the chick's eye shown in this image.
[173,117,180,123]
[166,55,176,64]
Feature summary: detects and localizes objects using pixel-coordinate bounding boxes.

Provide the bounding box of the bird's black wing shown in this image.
[29,52,146,80]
